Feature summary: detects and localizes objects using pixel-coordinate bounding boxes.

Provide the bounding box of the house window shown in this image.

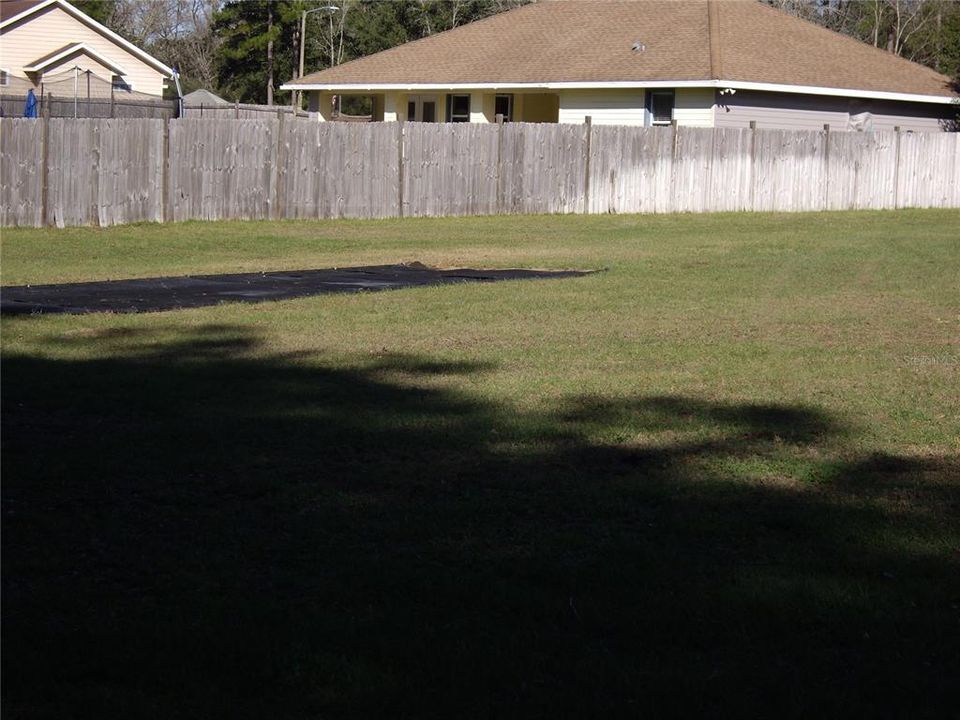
[647,90,674,126]
[112,75,131,92]
[447,94,470,122]
[0,69,9,86]
[406,95,437,122]
[494,94,513,122]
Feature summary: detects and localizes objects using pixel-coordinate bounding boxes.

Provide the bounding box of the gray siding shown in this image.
[714,89,953,132]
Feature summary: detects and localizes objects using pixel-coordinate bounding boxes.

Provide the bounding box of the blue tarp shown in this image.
[24,89,38,118]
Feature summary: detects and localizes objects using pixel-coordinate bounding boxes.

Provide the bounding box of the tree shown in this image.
[211,0,528,105]
[72,0,117,26]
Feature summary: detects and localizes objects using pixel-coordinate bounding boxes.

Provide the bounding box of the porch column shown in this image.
[309,91,335,121]
[470,91,491,123]
[383,91,401,122]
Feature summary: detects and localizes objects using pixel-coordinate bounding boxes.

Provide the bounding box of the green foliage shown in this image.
[212,0,529,104]
[71,0,116,27]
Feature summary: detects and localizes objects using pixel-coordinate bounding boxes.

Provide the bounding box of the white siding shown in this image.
[558,89,646,126]
[0,5,167,96]
[673,87,716,127]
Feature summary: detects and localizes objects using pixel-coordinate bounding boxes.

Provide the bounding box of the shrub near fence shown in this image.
[1,116,958,228]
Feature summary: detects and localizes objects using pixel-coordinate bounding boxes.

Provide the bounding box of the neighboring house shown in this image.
[182,88,229,107]
[0,0,174,99]
[283,0,957,132]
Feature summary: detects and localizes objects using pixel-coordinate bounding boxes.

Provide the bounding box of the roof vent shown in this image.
[632,40,646,52]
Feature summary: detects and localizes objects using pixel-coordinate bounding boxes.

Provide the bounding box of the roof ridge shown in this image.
[707,0,722,80]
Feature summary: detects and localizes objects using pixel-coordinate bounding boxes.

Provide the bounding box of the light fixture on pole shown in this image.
[296,4,339,110]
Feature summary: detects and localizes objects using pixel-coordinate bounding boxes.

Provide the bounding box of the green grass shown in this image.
[2,210,959,718]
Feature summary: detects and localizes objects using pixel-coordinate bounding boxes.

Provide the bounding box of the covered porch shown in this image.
[308,90,559,123]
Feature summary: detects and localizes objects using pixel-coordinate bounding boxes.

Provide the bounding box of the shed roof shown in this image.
[286,0,953,100]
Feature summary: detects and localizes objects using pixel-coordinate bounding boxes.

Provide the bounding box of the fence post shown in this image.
[40,94,51,227]
[161,117,171,223]
[90,120,100,226]
[749,120,757,211]
[274,111,286,219]
[583,115,592,214]
[397,120,405,218]
[893,126,902,209]
[110,83,115,118]
[496,113,504,215]
[822,123,831,211]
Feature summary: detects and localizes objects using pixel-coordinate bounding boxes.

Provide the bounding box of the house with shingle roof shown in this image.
[282,0,957,132]
[0,0,174,98]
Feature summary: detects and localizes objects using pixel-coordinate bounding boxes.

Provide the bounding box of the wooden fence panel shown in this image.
[502,122,586,215]
[588,125,674,214]
[47,119,97,227]
[827,131,894,210]
[2,118,958,228]
[314,122,399,219]
[0,118,43,227]
[169,118,276,222]
[96,119,164,226]
[897,131,960,209]
[281,118,323,219]
[708,127,752,212]
[404,122,499,217]
[673,127,715,213]
[753,128,826,212]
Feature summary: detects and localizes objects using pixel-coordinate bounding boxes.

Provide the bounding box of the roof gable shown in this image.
[0,0,173,77]
[287,0,952,100]
[23,41,127,74]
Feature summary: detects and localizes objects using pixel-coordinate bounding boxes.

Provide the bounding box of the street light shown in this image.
[297,4,339,109]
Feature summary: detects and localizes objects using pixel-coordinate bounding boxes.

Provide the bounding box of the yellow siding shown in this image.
[0,5,166,96]
[674,87,715,127]
[520,93,559,123]
[558,89,646,126]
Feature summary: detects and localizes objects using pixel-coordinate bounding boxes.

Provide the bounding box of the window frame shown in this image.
[646,89,675,126]
[494,94,513,122]
[111,74,132,93]
[446,93,471,122]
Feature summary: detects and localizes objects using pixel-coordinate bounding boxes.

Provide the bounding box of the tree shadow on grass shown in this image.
[2,323,958,719]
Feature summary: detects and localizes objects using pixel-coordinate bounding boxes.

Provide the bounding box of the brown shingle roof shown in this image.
[0,0,44,22]
[289,0,952,98]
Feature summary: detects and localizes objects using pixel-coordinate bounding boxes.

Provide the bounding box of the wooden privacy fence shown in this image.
[2,117,958,227]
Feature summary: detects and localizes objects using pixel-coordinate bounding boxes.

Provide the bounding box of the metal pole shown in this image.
[297,10,307,110]
[74,66,78,118]
[86,70,91,118]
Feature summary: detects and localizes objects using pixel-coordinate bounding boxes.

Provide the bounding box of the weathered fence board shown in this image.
[2,118,957,228]
[96,119,164,225]
[315,121,399,219]
[169,118,277,222]
[0,118,43,227]
[404,122,499,217]
[503,123,587,215]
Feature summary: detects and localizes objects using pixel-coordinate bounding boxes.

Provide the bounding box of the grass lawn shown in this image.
[2,210,959,718]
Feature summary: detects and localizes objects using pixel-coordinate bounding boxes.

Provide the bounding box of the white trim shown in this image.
[282,78,956,105]
[1,0,175,77]
[24,43,127,75]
